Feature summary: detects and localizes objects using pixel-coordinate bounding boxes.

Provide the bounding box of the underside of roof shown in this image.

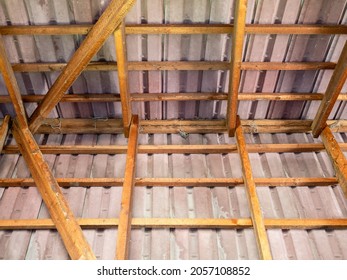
[0,0,347,260]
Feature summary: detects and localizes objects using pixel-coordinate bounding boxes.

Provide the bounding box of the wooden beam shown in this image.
[114,21,132,137]
[2,24,347,36]
[235,116,272,260]
[0,35,28,128]
[11,119,96,260]
[28,0,136,133]
[0,115,10,153]
[11,61,336,73]
[4,143,347,155]
[116,115,139,260]
[320,125,347,197]
[312,42,347,137]
[0,177,338,188]
[227,0,248,136]
[0,218,346,230]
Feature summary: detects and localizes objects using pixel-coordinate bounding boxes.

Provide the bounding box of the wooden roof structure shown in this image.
[0,0,347,260]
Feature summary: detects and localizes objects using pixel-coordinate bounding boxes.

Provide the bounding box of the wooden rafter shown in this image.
[0,115,10,152]
[116,115,139,260]
[0,218,347,230]
[0,35,28,128]
[11,119,96,260]
[227,0,248,136]
[28,0,136,133]
[235,116,272,260]
[320,125,347,197]
[2,24,347,35]
[0,177,338,188]
[114,21,132,137]
[312,41,347,137]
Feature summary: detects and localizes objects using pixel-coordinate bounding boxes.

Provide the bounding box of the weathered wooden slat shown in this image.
[3,143,347,154]
[312,42,347,137]
[235,116,272,260]
[2,24,347,35]
[227,0,248,136]
[114,21,131,137]
[0,177,338,188]
[321,125,347,197]
[0,35,28,128]
[11,61,336,73]
[1,218,346,230]
[0,115,10,153]
[116,115,139,260]
[11,119,96,260]
[28,0,136,133]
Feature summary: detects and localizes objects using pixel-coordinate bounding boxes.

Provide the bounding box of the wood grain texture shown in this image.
[235,116,272,260]
[116,115,139,260]
[28,0,136,133]
[0,115,10,153]
[11,119,96,260]
[321,125,347,197]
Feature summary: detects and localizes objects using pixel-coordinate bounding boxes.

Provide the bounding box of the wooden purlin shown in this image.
[11,119,96,260]
[0,115,10,153]
[28,0,136,133]
[235,116,272,260]
[0,35,28,128]
[321,125,347,197]
[116,115,139,260]
[1,218,347,230]
[312,41,347,137]
[227,0,248,137]
[114,21,132,137]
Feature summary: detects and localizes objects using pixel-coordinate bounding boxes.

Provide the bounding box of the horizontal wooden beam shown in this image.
[1,24,347,35]
[1,218,345,230]
[10,61,336,72]
[3,93,347,104]
[3,143,347,155]
[0,177,338,188]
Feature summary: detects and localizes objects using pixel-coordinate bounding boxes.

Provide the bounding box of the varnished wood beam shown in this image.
[0,177,338,188]
[11,119,95,260]
[320,125,347,197]
[227,0,248,136]
[114,21,131,137]
[11,61,336,73]
[235,116,272,260]
[312,42,347,137]
[116,115,139,260]
[0,115,10,153]
[28,0,136,133]
[0,35,28,128]
[0,218,346,230]
[2,24,347,36]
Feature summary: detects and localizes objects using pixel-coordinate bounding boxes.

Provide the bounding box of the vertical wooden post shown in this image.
[227,0,248,136]
[320,125,347,197]
[235,116,272,260]
[114,21,132,137]
[115,115,139,259]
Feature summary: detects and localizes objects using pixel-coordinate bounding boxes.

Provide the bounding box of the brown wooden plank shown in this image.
[116,115,139,260]
[235,116,272,260]
[28,0,136,133]
[0,35,28,128]
[0,177,338,188]
[1,218,346,230]
[11,119,95,260]
[312,42,347,137]
[321,125,347,197]
[114,21,131,137]
[2,24,347,36]
[0,115,10,153]
[227,0,248,136]
[11,61,336,73]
